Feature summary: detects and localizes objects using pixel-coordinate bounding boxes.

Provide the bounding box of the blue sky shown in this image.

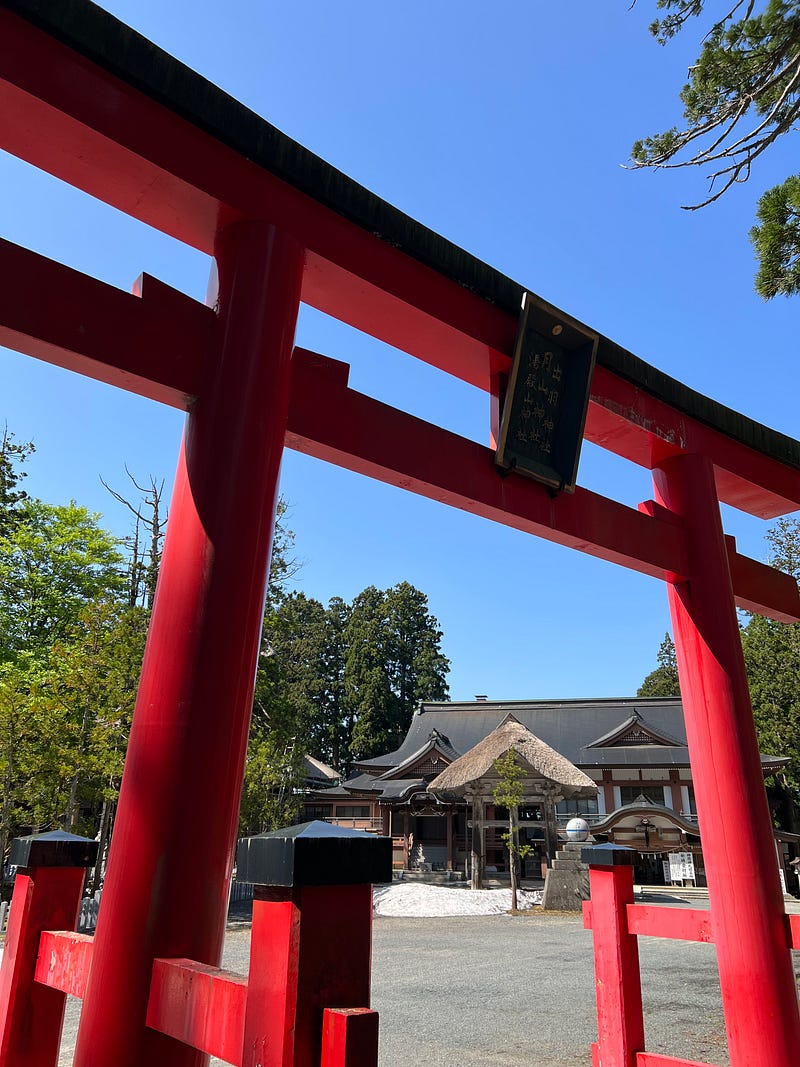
[2,1,797,701]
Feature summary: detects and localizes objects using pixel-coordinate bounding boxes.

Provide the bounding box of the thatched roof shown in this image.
[428,715,597,799]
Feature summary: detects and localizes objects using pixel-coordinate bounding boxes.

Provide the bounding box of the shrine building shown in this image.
[304,696,791,886]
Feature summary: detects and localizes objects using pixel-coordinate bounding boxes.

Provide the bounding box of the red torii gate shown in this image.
[0,3,798,1067]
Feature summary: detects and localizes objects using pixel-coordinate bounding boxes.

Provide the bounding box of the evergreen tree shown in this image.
[637,633,681,697]
[637,520,800,826]
[631,2,800,296]
[348,582,450,761]
[240,502,309,833]
[0,426,34,537]
[741,517,800,816]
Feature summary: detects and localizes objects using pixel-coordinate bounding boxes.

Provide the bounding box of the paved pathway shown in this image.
[54,895,800,1066]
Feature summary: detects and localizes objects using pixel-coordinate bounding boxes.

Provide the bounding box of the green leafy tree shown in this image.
[0,427,35,537]
[0,450,157,867]
[631,1,800,296]
[0,499,124,662]
[346,586,395,761]
[33,601,147,833]
[493,750,534,913]
[637,633,681,697]
[348,582,450,762]
[0,655,44,864]
[240,502,309,833]
[239,730,305,834]
[741,517,800,824]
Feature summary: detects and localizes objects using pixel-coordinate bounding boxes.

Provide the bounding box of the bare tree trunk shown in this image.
[65,703,93,830]
[509,806,519,911]
[470,796,484,890]
[90,796,114,894]
[543,792,558,868]
[102,470,166,609]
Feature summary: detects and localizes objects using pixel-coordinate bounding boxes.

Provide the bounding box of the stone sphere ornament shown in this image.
[565,817,590,842]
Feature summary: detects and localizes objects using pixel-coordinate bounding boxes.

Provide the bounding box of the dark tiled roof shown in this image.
[373,779,428,801]
[378,734,462,780]
[351,699,787,800]
[387,698,692,768]
[585,711,684,749]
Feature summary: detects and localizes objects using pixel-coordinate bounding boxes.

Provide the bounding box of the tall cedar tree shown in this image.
[242,501,309,833]
[637,633,681,697]
[347,582,450,763]
[632,2,800,297]
[741,518,800,823]
[0,427,34,537]
[637,519,800,826]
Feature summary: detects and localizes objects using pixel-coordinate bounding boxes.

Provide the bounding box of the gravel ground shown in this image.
[53,902,800,1066]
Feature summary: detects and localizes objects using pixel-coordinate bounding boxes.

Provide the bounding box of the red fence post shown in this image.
[73,221,304,1067]
[320,1009,380,1067]
[236,821,391,1067]
[0,832,97,1067]
[653,452,800,1067]
[581,844,644,1067]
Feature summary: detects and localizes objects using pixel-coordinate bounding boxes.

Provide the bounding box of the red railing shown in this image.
[0,832,381,1067]
[582,853,800,1067]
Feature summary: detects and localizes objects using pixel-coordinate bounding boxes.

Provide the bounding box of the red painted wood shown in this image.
[286,349,800,621]
[0,11,796,518]
[624,906,714,944]
[653,453,800,1066]
[1,245,794,620]
[636,1054,722,1067]
[588,365,800,518]
[788,913,800,948]
[587,865,645,1067]
[320,1009,379,1067]
[34,932,94,999]
[244,885,373,1067]
[0,238,212,408]
[71,222,304,1067]
[146,959,247,1065]
[0,10,512,393]
[286,349,688,583]
[0,867,86,1067]
[724,540,800,622]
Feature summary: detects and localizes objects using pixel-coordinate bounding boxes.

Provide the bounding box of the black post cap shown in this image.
[9,830,99,870]
[236,820,392,888]
[581,843,638,867]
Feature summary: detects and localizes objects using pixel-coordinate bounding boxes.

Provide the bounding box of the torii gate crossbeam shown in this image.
[0,4,799,1067]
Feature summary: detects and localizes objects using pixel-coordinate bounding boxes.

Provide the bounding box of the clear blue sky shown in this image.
[1,1,797,701]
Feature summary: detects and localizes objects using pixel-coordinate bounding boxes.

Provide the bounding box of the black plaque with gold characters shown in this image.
[495,292,598,492]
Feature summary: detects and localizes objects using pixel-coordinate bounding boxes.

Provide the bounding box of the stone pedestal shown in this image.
[541,842,590,911]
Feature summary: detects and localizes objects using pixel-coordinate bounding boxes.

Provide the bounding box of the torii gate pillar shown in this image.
[73,221,304,1067]
[654,452,800,1066]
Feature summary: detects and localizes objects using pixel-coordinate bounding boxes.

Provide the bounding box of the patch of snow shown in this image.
[373,883,542,917]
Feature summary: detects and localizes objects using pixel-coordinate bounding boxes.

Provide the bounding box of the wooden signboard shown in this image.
[495,292,598,491]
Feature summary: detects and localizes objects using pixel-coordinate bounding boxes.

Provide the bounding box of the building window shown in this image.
[556,797,599,817]
[335,805,370,818]
[619,786,664,807]
[303,804,332,820]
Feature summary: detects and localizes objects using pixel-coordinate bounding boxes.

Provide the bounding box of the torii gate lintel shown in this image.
[1,5,799,1067]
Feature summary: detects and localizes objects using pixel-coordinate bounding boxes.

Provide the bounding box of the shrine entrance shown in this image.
[0,4,798,1067]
